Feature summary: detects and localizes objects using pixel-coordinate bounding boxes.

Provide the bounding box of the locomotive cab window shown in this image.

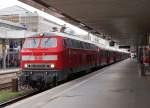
[23,38,40,48]
[41,38,57,48]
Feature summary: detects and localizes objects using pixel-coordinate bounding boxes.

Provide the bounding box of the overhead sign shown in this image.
[119,45,130,49]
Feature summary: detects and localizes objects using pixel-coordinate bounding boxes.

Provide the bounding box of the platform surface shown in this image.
[5,59,150,108]
[0,68,19,75]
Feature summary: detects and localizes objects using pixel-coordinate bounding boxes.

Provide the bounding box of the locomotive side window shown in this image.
[67,39,72,48]
[63,38,96,50]
[76,41,80,48]
[41,38,57,48]
[23,38,40,48]
[72,39,77,48]
[63,39,68,48]
[63,38,71,48]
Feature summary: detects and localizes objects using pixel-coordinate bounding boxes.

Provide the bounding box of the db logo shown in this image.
[35,56,42,60]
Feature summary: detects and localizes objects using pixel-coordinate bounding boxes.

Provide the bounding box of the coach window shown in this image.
[85,43,88,49]
[80,42,83,49]
[75,40,79,48]
[76,41,79,48]
[41,38,57,48]
[73,40,78,48]
[88,44,91,50]
[87,43,89,49]
[77,41,80,49]
[90,45,93,50]
[85,43,89,49]
[91,44,93,50]
[83,42,86,49]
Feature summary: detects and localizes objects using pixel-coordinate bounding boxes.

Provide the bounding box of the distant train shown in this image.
[20,32,129,89]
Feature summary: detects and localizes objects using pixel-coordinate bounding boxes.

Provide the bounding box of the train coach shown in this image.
[20,32,129,89]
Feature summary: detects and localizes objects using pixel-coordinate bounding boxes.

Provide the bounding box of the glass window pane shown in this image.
[41,38,57,48]
[23,38,40,48]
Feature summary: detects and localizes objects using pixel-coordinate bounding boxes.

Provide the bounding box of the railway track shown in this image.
[0,82,12,90]
[0,71,18,76]
[0,71,19,88]
[0,73,17,91]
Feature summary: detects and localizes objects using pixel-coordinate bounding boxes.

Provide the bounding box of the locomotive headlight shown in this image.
[50,64,55,68]
[24,64,28,68]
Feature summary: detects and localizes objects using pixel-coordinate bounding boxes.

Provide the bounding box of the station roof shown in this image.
[19,0,150,46]
[0,5,30,15]
[0,19,26,30]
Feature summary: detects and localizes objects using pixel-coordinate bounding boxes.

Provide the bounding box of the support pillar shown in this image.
[2,39,6,69]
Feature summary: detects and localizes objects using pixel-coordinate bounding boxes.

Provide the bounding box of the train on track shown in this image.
[20,32,129,89]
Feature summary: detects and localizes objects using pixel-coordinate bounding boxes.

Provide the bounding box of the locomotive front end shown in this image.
[20,35,63,89]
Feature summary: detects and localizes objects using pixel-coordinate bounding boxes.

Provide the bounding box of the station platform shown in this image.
[0,68,19,75]
[5,59,150,108]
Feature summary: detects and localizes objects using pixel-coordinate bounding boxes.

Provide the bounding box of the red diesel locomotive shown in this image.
[20,32,128,89]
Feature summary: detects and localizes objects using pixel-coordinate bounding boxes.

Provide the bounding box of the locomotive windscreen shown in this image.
[23,38,40,48]
[41,38,57,48]
[23,37,57,48]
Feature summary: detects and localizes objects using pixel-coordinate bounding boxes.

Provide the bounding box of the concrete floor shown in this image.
[5,59,150,108]
[0,68,19,75]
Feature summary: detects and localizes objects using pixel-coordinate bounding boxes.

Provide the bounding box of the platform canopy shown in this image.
[19,0,150,46]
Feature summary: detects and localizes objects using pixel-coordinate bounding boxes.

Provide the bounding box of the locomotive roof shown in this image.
[30,32,96,45]
[29,32,128,53]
